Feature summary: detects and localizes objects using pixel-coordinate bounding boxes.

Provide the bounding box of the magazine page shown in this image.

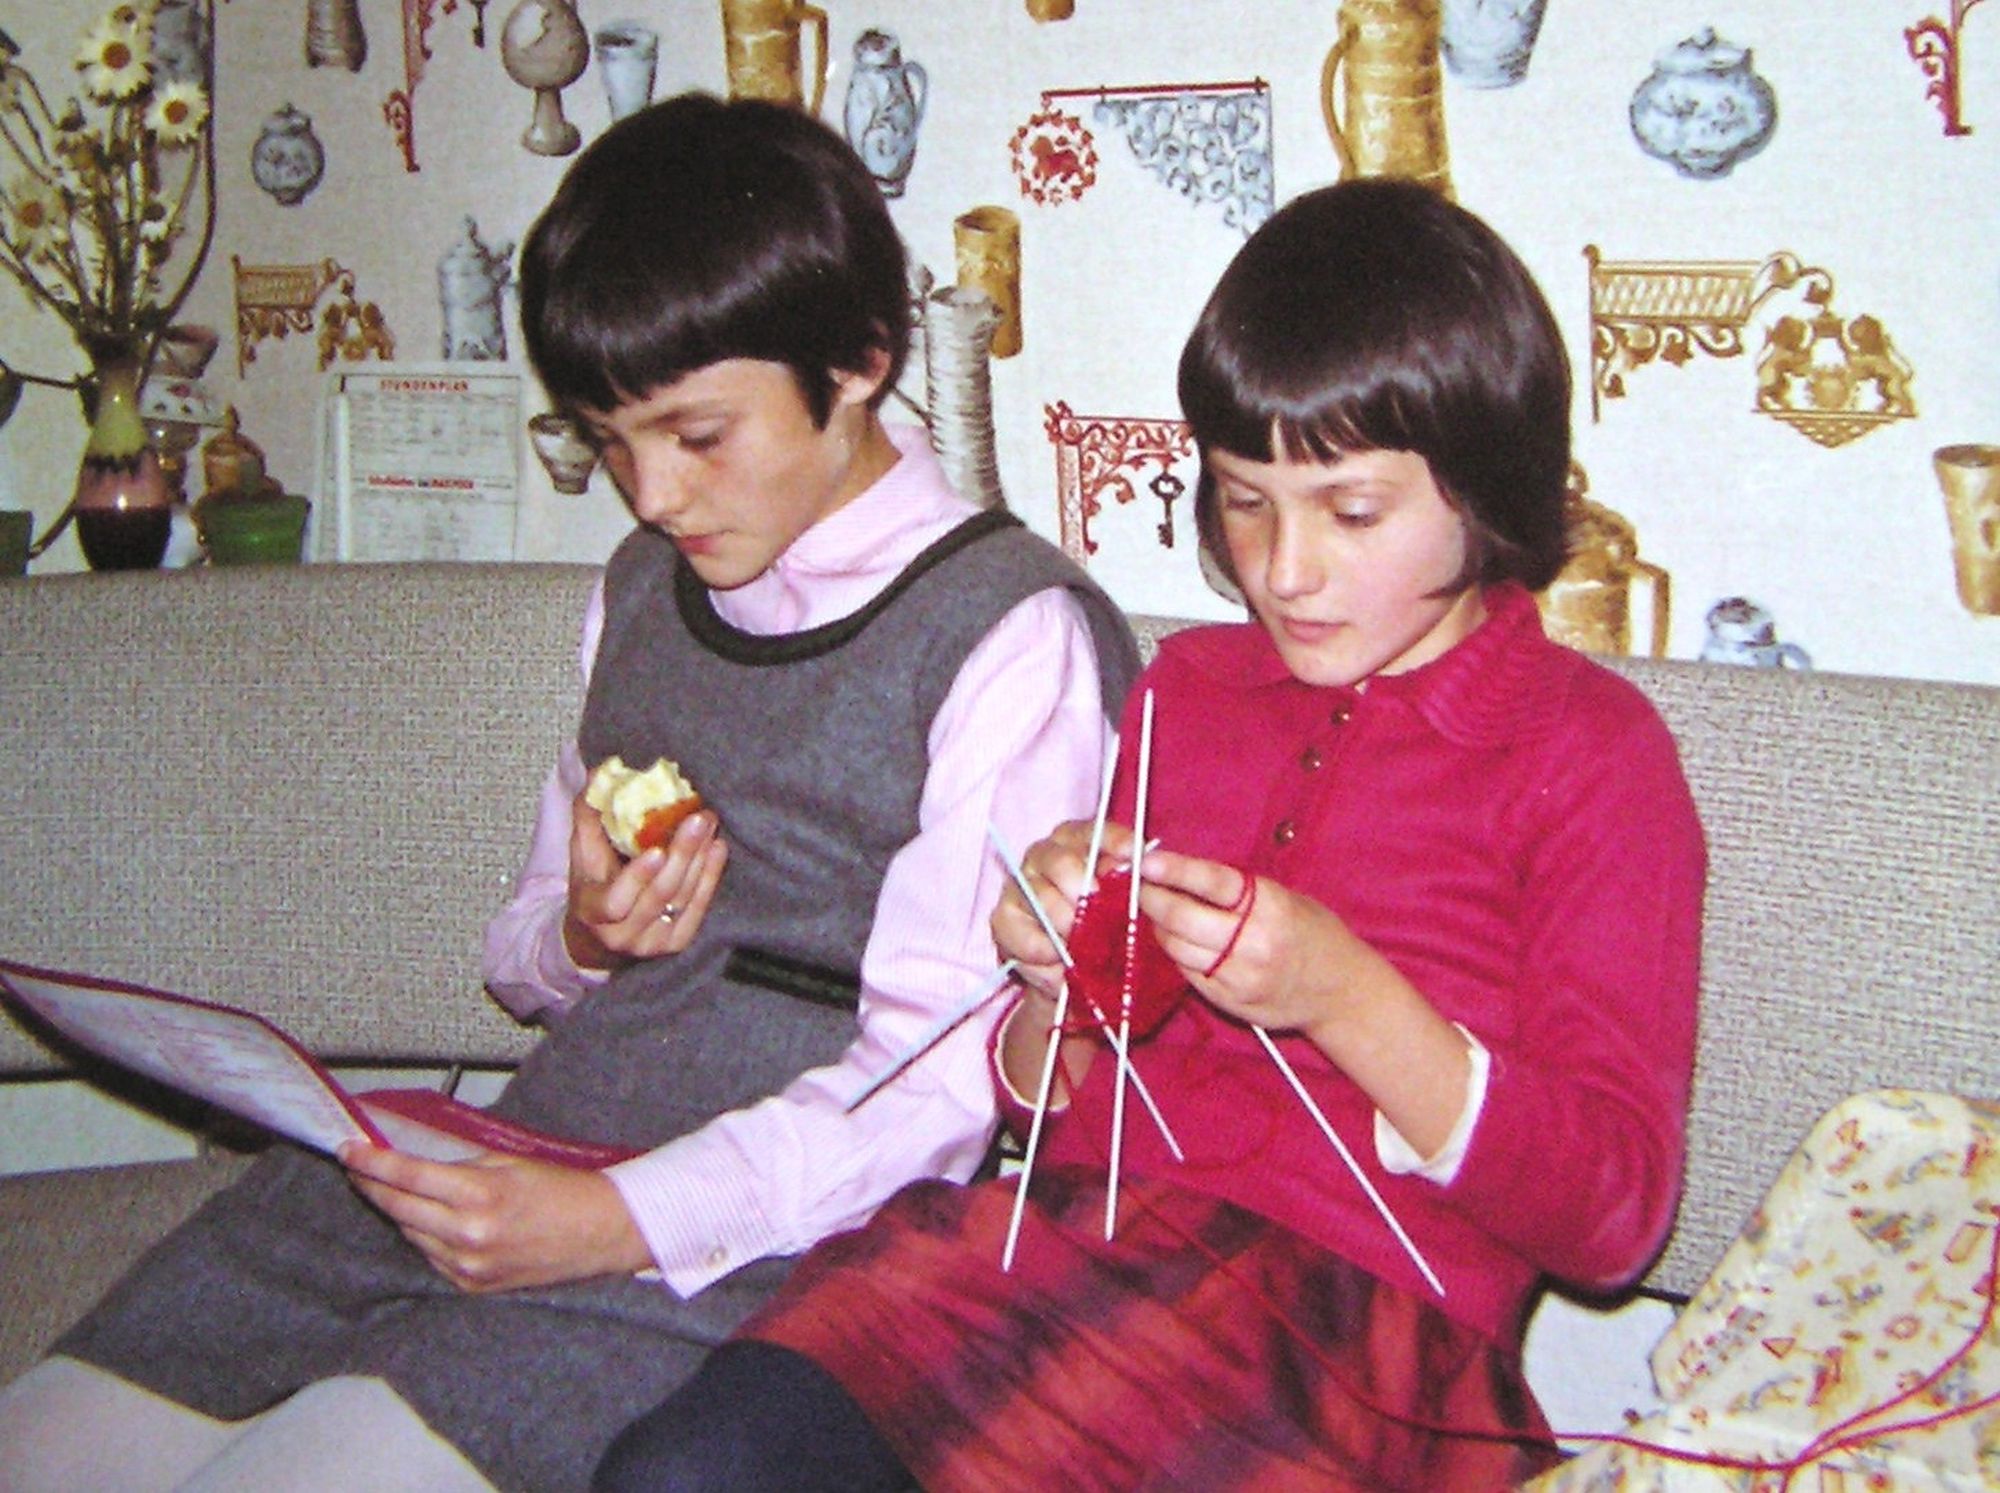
[0,959,639,1169]
[0,960,384,1156]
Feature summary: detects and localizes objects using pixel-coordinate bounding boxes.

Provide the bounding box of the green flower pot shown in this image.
[196,493,311,566]
[0,509,31,577]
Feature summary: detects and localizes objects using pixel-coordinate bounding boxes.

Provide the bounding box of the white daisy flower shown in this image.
[76,14,151,101]
[139,198,175,243]
[5,176,69,253]
[144,79,206,144]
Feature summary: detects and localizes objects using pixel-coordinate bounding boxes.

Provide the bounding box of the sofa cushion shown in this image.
[0,1151,256,1383]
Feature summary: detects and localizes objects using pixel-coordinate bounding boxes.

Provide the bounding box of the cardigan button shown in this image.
[1300,745,1323,771]
[1329,700,1352,725]
[1273,819,1297,845]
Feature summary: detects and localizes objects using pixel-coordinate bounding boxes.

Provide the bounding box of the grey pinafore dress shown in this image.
[54,509,1139,1493]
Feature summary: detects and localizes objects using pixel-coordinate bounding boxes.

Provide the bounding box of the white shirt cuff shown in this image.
[1374,1023,1488,1184]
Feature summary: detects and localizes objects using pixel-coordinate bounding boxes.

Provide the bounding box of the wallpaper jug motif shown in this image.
[721,0,828,113]
[1539,481,1672,658]
[844,30,927,197]
[1321,0,1454,198]
[437,218,515,362]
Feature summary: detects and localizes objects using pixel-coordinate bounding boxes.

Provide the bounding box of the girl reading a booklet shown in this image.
[0,94,1136,1493]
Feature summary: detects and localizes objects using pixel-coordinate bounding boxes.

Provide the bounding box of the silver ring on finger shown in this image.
[659,903,679,924]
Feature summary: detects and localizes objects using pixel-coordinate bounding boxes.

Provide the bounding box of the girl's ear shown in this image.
[830,342,895,411]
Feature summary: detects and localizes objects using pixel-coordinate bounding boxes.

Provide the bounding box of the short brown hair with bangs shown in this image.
[1178,178,1572,594]
[519,92,909,427]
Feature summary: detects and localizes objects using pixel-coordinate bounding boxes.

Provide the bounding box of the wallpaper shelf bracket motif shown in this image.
[1044,402,1195,561]
[1014,81,1273,235]
[1585,248,1916,450]
[1907,0,1988,136]
[232,258,394,376]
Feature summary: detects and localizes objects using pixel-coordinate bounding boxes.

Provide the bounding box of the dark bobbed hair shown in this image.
[1178,178,1572,593]
[519,92,910,426]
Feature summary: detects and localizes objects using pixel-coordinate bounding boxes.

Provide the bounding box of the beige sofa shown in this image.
[1,562,1996,1386]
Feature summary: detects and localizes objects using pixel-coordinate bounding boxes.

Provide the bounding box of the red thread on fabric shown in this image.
[1032,1037,2000,1480]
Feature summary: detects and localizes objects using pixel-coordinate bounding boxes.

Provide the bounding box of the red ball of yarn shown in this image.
[1064,867,1188,1039]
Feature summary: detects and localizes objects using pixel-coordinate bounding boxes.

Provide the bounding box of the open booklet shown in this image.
[0,959,637,1169]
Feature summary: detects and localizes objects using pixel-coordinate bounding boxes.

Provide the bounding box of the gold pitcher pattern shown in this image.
[720,0,828,114]
[1320,0,1454,198]
[1537,466,1672,658]
[1934,443,2000,616]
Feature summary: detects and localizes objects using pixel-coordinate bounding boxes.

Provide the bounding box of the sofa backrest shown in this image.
[0,571,1993,1301]
[1132,615,2000,1297]
[0,563,599,1072]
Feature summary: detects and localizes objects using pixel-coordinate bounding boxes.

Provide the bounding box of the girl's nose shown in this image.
[1263,514,1323,600]
[624,446,694,528]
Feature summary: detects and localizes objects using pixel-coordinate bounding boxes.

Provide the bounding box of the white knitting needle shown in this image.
[1105,688,1155,1241]
[985,823,1182,1158]
[1252,1026,1447,1298]
[842,961,1020,1112]
[1001,736,1118,1271]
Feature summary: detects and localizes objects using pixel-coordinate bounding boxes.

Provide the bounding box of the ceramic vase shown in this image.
[501,0,590,156]
[72,343,176,571]
[306,0,367,71]
[438,219,516,361]
[1630,28,1777,179]
[252,105,327,206]
[0,510,32,577]
[595,21,659,122]
[1440,0,1548,88]
[195,492,312,566]
[844,31,928,197]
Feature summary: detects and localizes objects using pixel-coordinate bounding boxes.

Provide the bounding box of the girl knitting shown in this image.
[596,177,1706,1492]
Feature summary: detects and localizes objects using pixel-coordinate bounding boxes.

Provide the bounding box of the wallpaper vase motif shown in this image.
[843,30,928,198]
[1440,0,1548,87]
[720,0,828,113]
[595,21,659,123]
[501,0,589,156]
[1629,27,1777,178]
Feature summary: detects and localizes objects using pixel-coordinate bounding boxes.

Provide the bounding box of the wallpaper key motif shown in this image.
[1044,402,1196,562]
[384,0,476,173]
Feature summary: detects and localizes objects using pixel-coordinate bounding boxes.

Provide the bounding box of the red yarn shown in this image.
[1064,867,1188,1039]
[1201,873,1258,978]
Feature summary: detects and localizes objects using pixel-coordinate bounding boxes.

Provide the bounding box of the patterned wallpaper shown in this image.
[3,0,1994,685]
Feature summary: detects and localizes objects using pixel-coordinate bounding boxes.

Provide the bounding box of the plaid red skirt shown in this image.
[742,1164,1562,1492]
